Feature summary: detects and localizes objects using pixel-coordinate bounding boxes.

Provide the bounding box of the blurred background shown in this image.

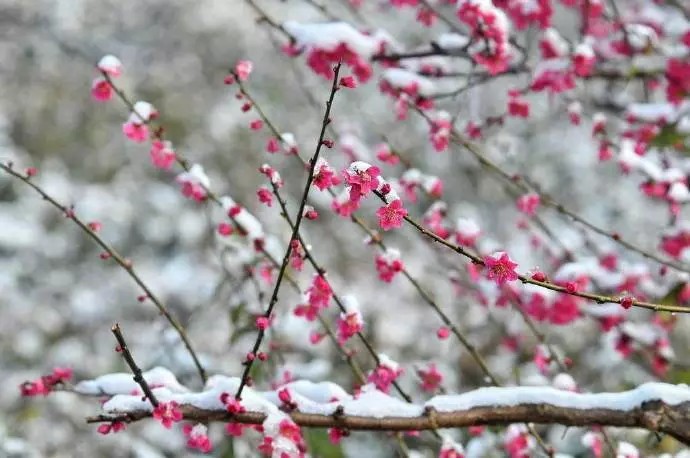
[1,0,689,456]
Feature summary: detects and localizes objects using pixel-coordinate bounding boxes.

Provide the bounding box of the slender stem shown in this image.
[111,323,159,407]
[388,192,690,314]
[0,163,207,383]
[268,180,413,403]
[234,63,343,400]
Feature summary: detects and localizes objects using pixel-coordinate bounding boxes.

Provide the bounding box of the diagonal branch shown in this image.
[234,63,343,400]
[0,162,208,383]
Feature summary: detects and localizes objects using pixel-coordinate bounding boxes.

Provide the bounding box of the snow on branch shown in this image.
[80,370,690,445]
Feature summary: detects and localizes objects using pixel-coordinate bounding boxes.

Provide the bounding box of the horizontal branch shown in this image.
[87,399,690,445]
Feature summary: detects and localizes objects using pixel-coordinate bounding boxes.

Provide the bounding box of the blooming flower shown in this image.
[337,312,363,344]
[344,162,381,202]
[294,275,333,321]
[457,0,512,74]
[666,58,690,103]
[483,252,519,285]
[91,77,112,102]
[339,75,357,88]
[498,0,552,29]
[539,28,569,59]
[149,140,176,169]
[465,121,482,139]
[20,378,49,397]
[257,186,273,207]
[549,294,581,325]
[153,401,183,428]
[417,363,443,392]
[516,193,540,216]
[235,60,253,81]
[222,394,246,414]
[376,199,408,230]
[183,423,212,453]
[368,355,402,393]
[572,42,595,77]
[337,297,364,344]
[429,112,452,152]
[328,428,348,444]
[375,143,399,165]
[20,367,72,397]
[374,249,404,282]
[313,159,340,191]
[504,424,533,457]
[176,164,210,202]
[122,122,149,143]
[332,188,361,217]
[225,422,246,437]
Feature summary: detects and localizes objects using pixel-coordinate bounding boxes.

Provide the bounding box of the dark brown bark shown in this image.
[88,400,690,445]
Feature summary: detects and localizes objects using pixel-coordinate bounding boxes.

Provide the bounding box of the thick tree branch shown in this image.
[86,398,690,445]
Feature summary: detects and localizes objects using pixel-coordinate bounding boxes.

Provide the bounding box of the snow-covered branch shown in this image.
[80,372,690,445]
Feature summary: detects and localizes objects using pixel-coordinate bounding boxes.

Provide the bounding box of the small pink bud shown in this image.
[620,296,634,309]
[339,75,357,88]
[437,326,450,340]
[228,205,242,218]
[531,271,546,282]
[218,223,233,236]
[278,388,292,404]
[309,331,325,344]
[266,137,280,154]
[256,316,270,330]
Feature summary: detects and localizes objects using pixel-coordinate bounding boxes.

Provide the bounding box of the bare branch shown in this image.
[111,323,159,408]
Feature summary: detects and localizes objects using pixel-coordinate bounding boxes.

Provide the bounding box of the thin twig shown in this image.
[0,162,207,383]
[234,63,344,400]
[111,323,159,407]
